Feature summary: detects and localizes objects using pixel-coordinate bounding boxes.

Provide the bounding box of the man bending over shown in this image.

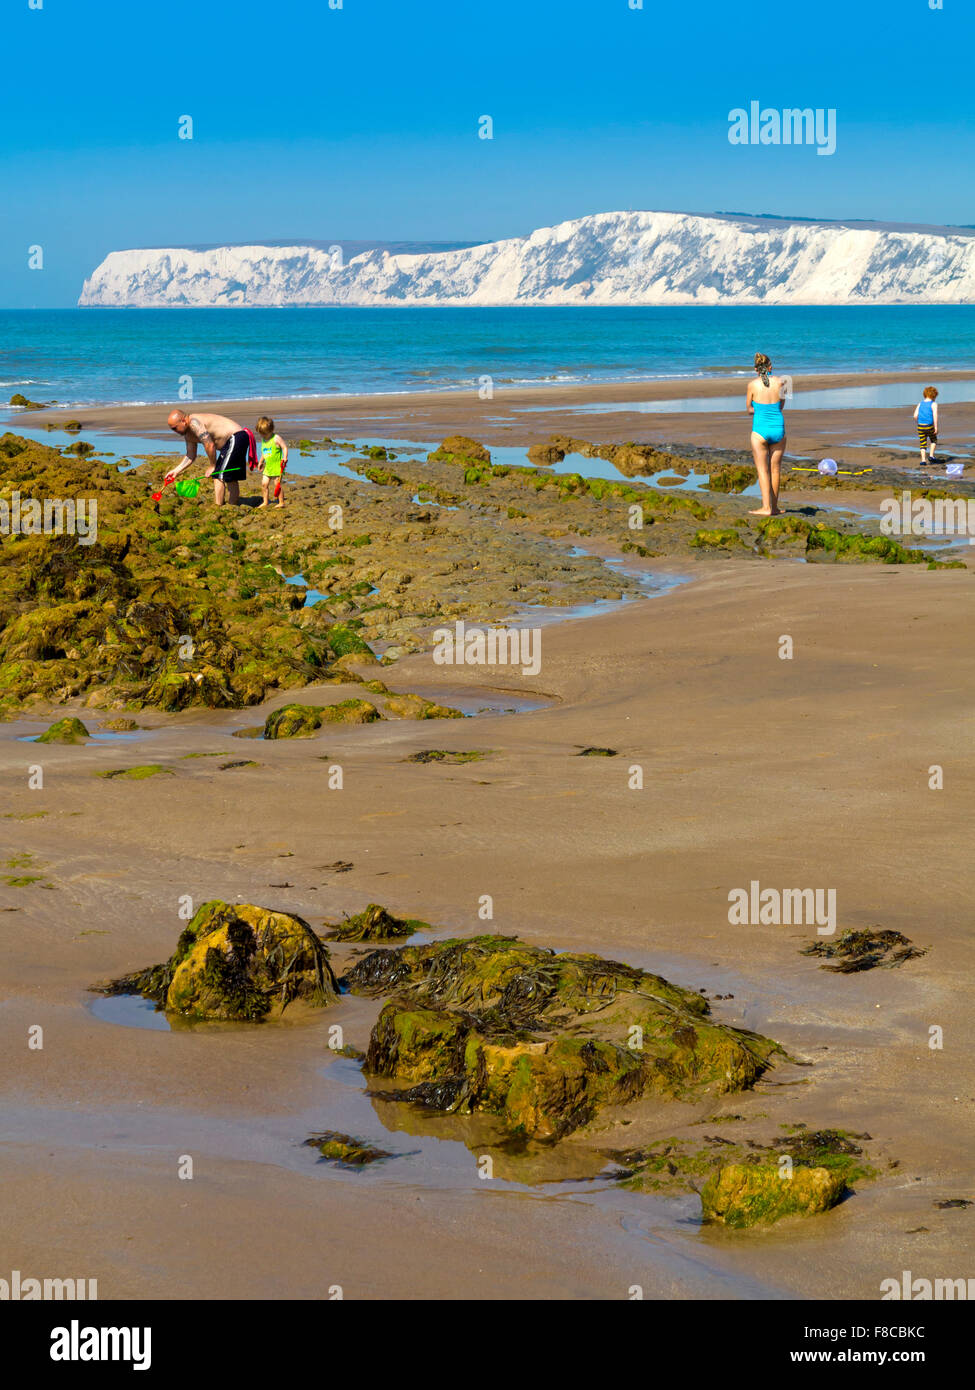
[166,410,250,506]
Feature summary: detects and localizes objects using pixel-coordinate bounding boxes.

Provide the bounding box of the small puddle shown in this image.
[402,683,552,716]
[283,572,329,607]
[15,728,154,745]
[88,994,171,1032]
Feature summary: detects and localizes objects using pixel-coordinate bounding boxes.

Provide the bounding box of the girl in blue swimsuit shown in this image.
[746,352,786,516]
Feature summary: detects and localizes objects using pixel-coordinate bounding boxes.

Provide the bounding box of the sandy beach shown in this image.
[10,0,975,1338]
[2,476,972,1298]
[18,367,975,475]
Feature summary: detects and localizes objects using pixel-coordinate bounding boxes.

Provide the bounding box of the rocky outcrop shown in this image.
[36,717,90,743]
[349,936,785,1140]
[100,900,339,1022]
[701,1163,847,1227]
[325,903,423,942]
[262,699,381,737]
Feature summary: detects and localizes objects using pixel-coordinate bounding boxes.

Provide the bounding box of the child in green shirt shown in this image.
[256,415,288,508]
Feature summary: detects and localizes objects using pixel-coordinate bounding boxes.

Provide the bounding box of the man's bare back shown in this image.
[166,409,248,506]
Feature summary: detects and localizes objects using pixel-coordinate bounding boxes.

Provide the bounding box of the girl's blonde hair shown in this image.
[256,415,275,435]
[754,353,772,386]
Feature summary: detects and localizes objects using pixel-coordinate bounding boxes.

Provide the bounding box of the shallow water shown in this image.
[13,726,155,745]
[88,994,171,1032]
[78,924,869,1278]
[397,682,552,716]
[534,379,975,416]
[282,571,330,607]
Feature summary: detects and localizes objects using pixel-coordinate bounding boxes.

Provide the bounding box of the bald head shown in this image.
[167,409,188,434]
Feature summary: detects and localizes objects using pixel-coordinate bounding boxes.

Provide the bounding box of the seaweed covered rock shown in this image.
[612,1125,873,1204]
[145,665,234,710]
[264,703,327,738]
[691,528,745,550]
[349,936,785,1140]
[707,465,755,494]
[327,622,375,660]
[0,434,358,714]
[36,716,90,743]
[101,900,339,1021]
[527,444,565,467]
[758,515,956,568]
[540,436,695,480]
[407,749,488,764]
[263,699,381,737]
[701,1163,847,1228]
[384,692,463,720]
[427,436,492,467]
[303,1131,393,1166]
[326,902,423,941]
[96,763,172,780]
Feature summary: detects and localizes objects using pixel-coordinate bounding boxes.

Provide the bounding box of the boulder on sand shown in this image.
[100,900,339,1022]
[701,1162,847,1228]
[36,717,90,743]
[427,436,492,466]
[349,936,786,1141]
[263,699,381,737]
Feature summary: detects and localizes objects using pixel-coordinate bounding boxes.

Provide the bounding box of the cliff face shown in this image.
[78,210,975,307]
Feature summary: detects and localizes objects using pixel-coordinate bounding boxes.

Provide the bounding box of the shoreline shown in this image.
[16,366,975,434]
[14,367,975,478]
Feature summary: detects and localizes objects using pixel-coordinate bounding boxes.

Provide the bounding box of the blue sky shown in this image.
[2,0,972,306]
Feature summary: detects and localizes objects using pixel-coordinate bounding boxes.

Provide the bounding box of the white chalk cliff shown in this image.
[78,211,975,307]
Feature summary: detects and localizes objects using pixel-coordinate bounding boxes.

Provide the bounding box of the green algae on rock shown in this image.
[612,1125,873,1205]
[706,465,758,494]
[325,902,426,942]
[101,717,139,731]
[36,716,90,744]
[406,749,489,764]
[383,692,464,720]
[691,528,745,550]
[263,699,381,738]
[348,936,786,1140]
[303,1131,394,1166]
[0,434,357,714]
[701,1162,847,1227]
[263,703,326,738]
[95,763,173,780]
[99,900,339,1022]
[758,515,960,568]
[427,436,492,468]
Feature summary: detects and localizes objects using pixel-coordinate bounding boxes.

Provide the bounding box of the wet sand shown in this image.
[2,559,973,1299]
[17,367,975,474]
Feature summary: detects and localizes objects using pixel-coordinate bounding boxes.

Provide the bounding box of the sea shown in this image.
[2,306,975,408]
